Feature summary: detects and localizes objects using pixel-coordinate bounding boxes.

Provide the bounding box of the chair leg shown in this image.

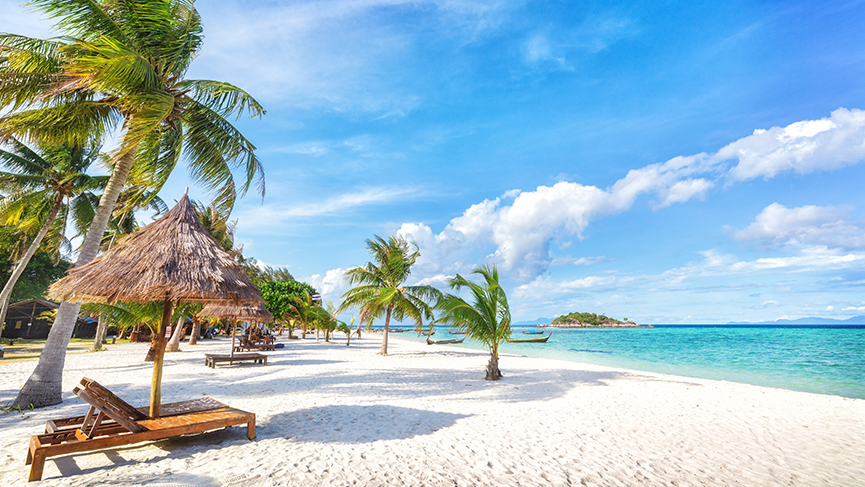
[28,450,45,482]
[247,416,256,440]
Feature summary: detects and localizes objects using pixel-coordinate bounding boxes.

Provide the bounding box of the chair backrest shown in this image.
[73,378,148,432]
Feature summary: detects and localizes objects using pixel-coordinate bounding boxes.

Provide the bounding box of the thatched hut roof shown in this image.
[197,302,274,323]
[48,192,264,306]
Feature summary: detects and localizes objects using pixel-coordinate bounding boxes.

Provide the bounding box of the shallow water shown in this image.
[394,325,865,399]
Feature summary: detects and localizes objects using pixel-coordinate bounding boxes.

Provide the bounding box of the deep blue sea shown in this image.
[390,325,865,400]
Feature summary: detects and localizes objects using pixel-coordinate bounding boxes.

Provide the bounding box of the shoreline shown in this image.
[1,333,863,486]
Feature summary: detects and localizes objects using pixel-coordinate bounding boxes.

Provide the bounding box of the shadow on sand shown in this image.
[261,404,469,443]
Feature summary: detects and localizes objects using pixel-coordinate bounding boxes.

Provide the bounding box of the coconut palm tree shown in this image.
[436,265,511,380]
[284,291,319,339]
[0,139,105,334]
[338,235,439,355]
[1,0,265,408]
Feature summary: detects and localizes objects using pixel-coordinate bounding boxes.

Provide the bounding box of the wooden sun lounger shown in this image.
[205,352,267,368]
[26,378,255,482]
[234,335,275,352]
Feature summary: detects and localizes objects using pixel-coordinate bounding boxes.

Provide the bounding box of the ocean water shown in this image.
[393,325,865,400]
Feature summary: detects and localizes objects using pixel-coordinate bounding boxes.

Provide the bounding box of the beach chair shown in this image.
[26,378,255,482]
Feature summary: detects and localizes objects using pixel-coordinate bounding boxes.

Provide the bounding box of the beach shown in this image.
[1,334,863,486]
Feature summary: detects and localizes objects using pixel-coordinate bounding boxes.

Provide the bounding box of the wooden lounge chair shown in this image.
[26,378,255,482]
[234,334,275,352]
[205,352,267,368]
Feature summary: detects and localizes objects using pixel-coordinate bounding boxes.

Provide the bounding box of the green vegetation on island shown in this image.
[548,312,641,328]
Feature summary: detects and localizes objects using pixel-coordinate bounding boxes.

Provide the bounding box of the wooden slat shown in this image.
[80,378,148,420]
[74,388,146,433]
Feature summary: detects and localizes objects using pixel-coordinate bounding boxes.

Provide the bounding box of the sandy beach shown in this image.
[1,333,863,486]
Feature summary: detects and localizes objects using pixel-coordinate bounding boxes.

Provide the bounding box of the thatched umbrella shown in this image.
[48,190,263,418]
[197,303,273,358]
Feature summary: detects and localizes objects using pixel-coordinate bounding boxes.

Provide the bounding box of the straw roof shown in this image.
[48,192,264,306]
[197,302,274,323]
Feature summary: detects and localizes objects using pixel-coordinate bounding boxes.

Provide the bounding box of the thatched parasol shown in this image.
[49,190,264,417]
[197,303,273,358]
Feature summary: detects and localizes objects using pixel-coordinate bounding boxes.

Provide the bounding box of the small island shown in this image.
[539,312,652,329]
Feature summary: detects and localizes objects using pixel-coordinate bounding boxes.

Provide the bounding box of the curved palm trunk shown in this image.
[0,192,64,335]
[165,315,185,352]
[188,316,200,345]
[12,146,139,409]
[380,304,394,355]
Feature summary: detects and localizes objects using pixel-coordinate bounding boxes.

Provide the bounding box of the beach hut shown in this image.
[1,298,96,339]
[48,190,264,417]
[197,302,274,358]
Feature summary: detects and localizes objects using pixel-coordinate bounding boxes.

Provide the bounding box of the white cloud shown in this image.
[305,267,349,302]
[665,246,865,280]
[719,108,865,180]
[389,109,865,282]
[653,178,714,209]
[237,186,418,229]
[733,203,865,249]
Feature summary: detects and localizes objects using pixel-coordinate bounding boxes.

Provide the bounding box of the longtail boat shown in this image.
[426,337,465,345]
[522,330,545,335]
[449,330,467,335]
[506,332,551,343]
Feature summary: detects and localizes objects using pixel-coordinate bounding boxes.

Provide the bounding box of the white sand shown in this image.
[1,333,863,486]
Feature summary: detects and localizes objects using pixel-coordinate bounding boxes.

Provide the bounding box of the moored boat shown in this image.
[506,332,551,343]
[426,337,465,345]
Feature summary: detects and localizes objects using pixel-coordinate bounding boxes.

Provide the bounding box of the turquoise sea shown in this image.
[392,325,865,400]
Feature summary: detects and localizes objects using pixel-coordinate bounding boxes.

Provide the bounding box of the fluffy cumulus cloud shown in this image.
[389,109,865,282]
[305,268,349,301]
[719,108,865,180]
[733,203,865,249]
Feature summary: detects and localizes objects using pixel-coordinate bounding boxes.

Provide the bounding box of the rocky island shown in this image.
[539,311,652,328]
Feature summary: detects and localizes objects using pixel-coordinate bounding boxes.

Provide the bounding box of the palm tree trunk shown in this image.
[165,315,185,352]
[485,345,502,380]
[0,192,64,336]
[12,145,139,409]
[188,316,200,345]
[380,304,393,355]
[92,314,107,351]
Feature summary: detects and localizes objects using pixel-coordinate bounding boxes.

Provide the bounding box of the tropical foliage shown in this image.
[260,280,317,337]
[436,265,511,380]
[1,0,266,409]
[552,312,624,326]
[0,251,70,303]
[338,235,439,355]
[0,140,106,330]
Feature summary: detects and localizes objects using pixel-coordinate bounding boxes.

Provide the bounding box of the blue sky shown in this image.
[6,0,865,323]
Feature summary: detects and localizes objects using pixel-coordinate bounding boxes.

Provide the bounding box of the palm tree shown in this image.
[1,0,266,409]
[284,291,319,339]
[436,265,511,380]
[0,139,105,334]
[338,235,439,355]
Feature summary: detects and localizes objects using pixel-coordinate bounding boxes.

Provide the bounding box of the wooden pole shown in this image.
[150,298,173,418]
[230,318,237,358]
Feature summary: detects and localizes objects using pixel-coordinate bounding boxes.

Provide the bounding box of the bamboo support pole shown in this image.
[150,298,174,418]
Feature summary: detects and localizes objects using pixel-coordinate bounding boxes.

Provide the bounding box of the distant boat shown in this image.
[423,330,436,336]
[522,330,545,335]
[506,332,551,343]
[449,329,467,335]
[427,337,465,345]
[389,328,406,333]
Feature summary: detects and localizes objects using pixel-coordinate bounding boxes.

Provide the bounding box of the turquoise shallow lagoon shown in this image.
[391,325,865,400]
